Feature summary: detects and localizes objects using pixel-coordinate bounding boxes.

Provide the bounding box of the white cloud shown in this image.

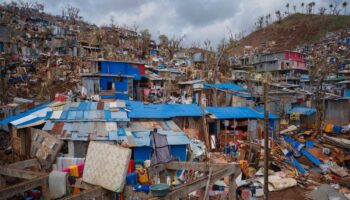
[2,0,336,46]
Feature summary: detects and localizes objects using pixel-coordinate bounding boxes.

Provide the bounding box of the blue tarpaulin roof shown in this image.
[287,106,316,116]
[204,83,247,91]
[206,106,260,119]
[126,101,202,119]
[206,106,279,119]
[254,106,280,119]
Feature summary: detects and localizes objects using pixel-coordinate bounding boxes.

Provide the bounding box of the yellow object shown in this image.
[136,167,150,185]
[71,187,80,195]
[324,124,333,133]
[247,167,257,178]
[239,160,249,176]
[290,113,296,120]
[69,165,79,177]
[69,165,80,194]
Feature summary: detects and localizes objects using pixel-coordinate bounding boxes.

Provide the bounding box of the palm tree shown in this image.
[286,3,290,14]
[275,10,282,22]
[343,1,348,15]
[307,2,313,14]
[311,2,316,14]
[330,4,334,14]
[293,5,297,13]
[301,2,305,13]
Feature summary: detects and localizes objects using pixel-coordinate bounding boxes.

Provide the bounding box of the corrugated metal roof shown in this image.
[206,106,280,119]
[206,106,262,119]
[126,120,183,132]
[127,101,202,119]
[287,106,316,116]
[0,103,52,128]
[204,83,247,91]
[178,80,205,85]
[254,106,280,119]
[44,121,119,140]
[48,102,129,122]
[130,130,190,147]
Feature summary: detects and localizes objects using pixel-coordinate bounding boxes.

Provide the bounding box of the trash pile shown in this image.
[270,124,350,199]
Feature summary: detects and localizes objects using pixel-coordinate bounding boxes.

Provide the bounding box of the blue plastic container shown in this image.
[126,172,137,185]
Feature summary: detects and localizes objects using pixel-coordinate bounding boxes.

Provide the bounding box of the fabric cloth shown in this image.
[56,157,85,171]
[143,89,150,96]
[150,131,172,165]
[69,165,79,177]
[49,171,68,199]
[333,126,343,134]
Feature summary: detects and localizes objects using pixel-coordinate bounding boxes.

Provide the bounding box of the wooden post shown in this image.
[41,182,51,200]
[201,105,210,149]
[159,170,167,183]
[263,81,269,200]
[228,174,238,200]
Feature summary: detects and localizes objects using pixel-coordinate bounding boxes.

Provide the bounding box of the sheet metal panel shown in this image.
[51,110,63,119]
[89,102,98,110]
[111,111,128,120]
[42,120,54,131]
[67,111,77,120]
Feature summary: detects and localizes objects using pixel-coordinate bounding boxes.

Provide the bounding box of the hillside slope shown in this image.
[229,13,350,55]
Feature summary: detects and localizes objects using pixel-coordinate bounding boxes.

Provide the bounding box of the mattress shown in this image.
[82,141,131,192]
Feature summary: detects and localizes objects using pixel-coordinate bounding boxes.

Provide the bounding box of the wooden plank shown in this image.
[0,175,48,199]
[0,175,5,187]
[61,186,109,200]
[0,167,46,180]
[164,162,233,172]
[228,174,239,200]
[147,163,166,178]
[161,165,236,200]
[7,159,41,169]
[202,168,212,200]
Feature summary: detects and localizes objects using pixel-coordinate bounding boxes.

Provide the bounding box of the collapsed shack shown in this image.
[0,159,49,199]
[0,159,114,199]
[123,162,240,200]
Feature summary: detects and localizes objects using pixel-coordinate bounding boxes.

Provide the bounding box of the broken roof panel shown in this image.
[130,130,190,147]
[0,103,51,128]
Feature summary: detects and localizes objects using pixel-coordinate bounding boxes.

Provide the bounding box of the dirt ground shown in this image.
[267,187,309,200]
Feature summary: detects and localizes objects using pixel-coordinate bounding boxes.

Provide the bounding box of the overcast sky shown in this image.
[3,0,342,46]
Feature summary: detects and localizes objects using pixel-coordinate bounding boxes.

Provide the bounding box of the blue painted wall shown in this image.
[133,147,152,162]
[99,76,129,99]
[169,145,187,161]
[133,145,187,163]
[99,61,143,80]
[100,77,113,90]
[344,88,350,97]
